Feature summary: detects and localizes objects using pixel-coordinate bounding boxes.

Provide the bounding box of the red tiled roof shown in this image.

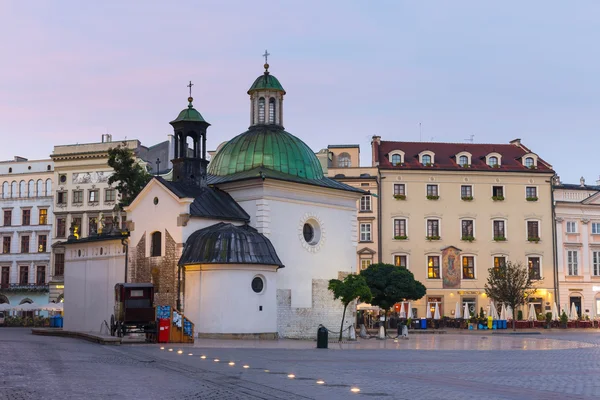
[377,140,553,172]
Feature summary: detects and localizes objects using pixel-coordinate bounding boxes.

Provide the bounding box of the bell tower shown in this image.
[169,81,210,186]
[248,50,286,128]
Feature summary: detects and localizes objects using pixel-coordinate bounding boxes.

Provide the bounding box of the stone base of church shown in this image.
[197,332,278,340]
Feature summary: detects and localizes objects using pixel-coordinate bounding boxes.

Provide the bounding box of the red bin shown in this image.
[158,319,170,343]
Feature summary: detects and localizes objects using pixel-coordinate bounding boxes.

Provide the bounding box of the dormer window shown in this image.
[421,155,432,166]
[488,156,498,167]
[268,98,276,124]
[524,157,534,168]
[459,155,468,166]
[337,152,351,168]
[391,154,401,165]
[258,97,265,123]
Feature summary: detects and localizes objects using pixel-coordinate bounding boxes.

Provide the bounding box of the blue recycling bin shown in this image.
[492,320,497,330]
[55,316,63,328]
[420,318,427,329]
[49,316,56,327]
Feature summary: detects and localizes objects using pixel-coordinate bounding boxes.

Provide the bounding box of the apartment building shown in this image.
[0,157,54,306]
[373,137,555,319]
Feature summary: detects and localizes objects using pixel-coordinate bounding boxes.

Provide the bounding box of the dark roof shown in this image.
[375,140,554,173]
[179,222,284,268]
[555,183,600,191]
[156,177,250,222]
[207,166,366,194]
[118,283,154,288]
[328,144,360,149]
[60,231,129,246]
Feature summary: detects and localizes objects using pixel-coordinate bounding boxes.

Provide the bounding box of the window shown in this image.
[360,259,371,270]
[360,195,371,211]
[54,253,65,276]
[104,216,113,231]
[88,190,98,203]
[427,219,439,238]
[421,155,432,165]
[121,216,127,230]
[492,186,504,198]
[528,257,541,280]
[526,187,537,199]
[494,256,506,269]
[488,156,498,167]
[393,184,405,196]
[39,209,47,225]
[360,223,372,242]
[524,157,534,168]
[22,209,30,226]
[493,221,505,239]
[427,256,440,279]
[38,235,47,253]
[461,220,474,238]
[2,237,10,254]
[592,223,600,234]
[459,155,469,166]
[391,154,402,165]
[394,219,407,238]
[36,266,45,285]
[88,217,97,236]
[57,191,67,205]
[19,266,28,285]
[527,221,539,240]
[251,276,264,293]
[3,210,11,226]
[593,252,600,276]
[1,266,9,286]
[258,97,265,123]
[20,236,29,253]
[461,185,472,199]
[151,231,162,257]
[303,223,314,243]
[337,152,351,167]
[426,184,438,197]
[72,190,83,204]
[56,217,66,238]
[105,189,116,202]
[72,217,82,238]
[394,255,407,268]
[567,250,578,275]
[462,256,475,279]
[268,98,276,124]
[566,221,577,234]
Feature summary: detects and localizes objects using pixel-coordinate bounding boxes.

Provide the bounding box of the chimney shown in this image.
[371,135,381,167]
[580,176,586,187]
[13,156,28,162]
[101,134,112,143]
[509,138,521,147]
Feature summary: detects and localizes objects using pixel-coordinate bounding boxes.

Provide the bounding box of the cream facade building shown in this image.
[554,178,600,319]
[374,137,556,319]
[0,157,54,306]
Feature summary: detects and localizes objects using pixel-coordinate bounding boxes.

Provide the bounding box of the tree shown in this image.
[484,260,538,331]
[360,263,426,334]
[107,144,152,209]
[328,274,372,342]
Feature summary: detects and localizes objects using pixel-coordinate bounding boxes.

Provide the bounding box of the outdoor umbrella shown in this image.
[490,301,500,320]
[506,305,513,320]
[454,302,462,319]
[552,302,560,321]
[41,302,63,311]
[426,303,432,319]
[399,302,406,318]
[407,302,413,319]
[569,303,578,321]
[500,304,506,320]
[14,303,41,312]
[528,303,536,321]
[0,303,13,311]
[463,302,470,319]
[433,303,441,320]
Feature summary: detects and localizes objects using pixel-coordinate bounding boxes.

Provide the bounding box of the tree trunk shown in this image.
[512,303,516,331]
[339,303,348,342]
[384,309,388,336]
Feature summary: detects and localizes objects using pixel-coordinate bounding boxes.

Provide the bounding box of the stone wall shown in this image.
[277,277,356,340]
[130,230,180,307]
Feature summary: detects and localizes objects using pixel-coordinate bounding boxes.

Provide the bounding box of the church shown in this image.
[124,60,364,339]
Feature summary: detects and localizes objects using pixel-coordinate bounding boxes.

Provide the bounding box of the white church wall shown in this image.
[63,240,125,332]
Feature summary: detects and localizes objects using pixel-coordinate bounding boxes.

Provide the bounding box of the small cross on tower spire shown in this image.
[262,49,270,73]
[187,81,194,106]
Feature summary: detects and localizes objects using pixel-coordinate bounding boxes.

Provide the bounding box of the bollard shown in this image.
[359,324,368,338]
[317,325,328,349]
[402,325,409,339]
[349,324,356,341]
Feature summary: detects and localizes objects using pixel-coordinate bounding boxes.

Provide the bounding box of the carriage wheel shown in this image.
[110,314,116,336]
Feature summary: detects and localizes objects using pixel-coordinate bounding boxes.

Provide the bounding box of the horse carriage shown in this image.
[110,283,157,341]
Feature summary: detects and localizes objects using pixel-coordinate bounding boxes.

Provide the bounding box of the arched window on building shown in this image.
[488,156,498,167]
[19,298,33,305]
[28,180,34,197]
[45,179,52,196]
[391,154,402,165]
[150,231,162,257]
[258,97,265,123]
[0,294,9,304]
[19,181,26,197]
[524,157,534,168]
[337,152,351,168]
[268,98,276,124]
[2,182,7,199]
[36,180,44,196]
[11,181,17,198]
[459,155,469,167]
[421,155,432,166]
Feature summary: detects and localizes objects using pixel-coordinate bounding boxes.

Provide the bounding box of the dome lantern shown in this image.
[248,50,285,128]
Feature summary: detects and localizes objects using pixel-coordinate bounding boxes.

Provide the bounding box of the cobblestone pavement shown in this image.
[2,329,600,399]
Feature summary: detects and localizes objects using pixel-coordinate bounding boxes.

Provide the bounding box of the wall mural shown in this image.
[71,171,112,184]
[442,246,461,289]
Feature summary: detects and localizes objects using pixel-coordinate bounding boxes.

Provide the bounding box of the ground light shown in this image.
[160,347,165,350]
[243,365,250,369]
[350,387,361,393]
[316,380,325,385]
[168,349,173,352]
[200,355,206,359]
[264,369,270,373]
[188,353,193,356]
[287,374,296,379]
[177,350,183,354]
[228,362,235,366]
[214,359,220,362]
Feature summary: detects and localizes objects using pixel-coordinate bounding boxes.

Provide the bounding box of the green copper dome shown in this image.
[208,126,324,180]
[248,71,286,94]
[170,97,206,124]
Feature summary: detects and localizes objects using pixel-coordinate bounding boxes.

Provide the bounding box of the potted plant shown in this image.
[492,164,500,169]
[492,195,505,201]
[469,312,478,330]
[526,196,538,202]
[517,310,523,321]
[528,237,540,243]
[461,164,471,168]
[393,235,408,240]
[393,194,406,200]
[426,195,439,200]
[461,235,475,242]
[461,196,474,201]
[560,311,568,328]
[426,235,441,241]
[494,236,506,242]
[544,312,552,329]
[424,162,433,167]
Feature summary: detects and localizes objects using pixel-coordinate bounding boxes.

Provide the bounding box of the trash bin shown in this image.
[487,316,493,330]
[420,318,427,330]
[55,316,63,328]
[49,315,56,328]
[317,325,328,349]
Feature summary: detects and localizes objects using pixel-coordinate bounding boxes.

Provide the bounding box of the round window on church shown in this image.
[302,219,321,246]
[251,276,264,294]
[303,223,314,243]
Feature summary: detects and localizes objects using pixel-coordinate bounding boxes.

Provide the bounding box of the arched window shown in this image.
[28,180,34,197]
[488,156,498,167]
[0,294,9,304]
[258,97,265,123]
[45,179,52,196]
[2,182,7,199]
[268,98,276,124]
[525,157,534,168]
[337,152,351,168]
[11,181,17,198]
[459,155,469,166]
[151,231,162,257]
[421,155,432,166]
[36,180,44,196]
[391,154,402,165]
[19,181,26,197]
[19,298,33,305]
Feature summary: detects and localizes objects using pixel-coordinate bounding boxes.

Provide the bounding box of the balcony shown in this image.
[0,283,50,293]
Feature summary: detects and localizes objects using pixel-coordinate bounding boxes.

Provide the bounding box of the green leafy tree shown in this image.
[360,263,426,334]
[484,260,538,331]
[328,274,372,342]
[107,144,152,209]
